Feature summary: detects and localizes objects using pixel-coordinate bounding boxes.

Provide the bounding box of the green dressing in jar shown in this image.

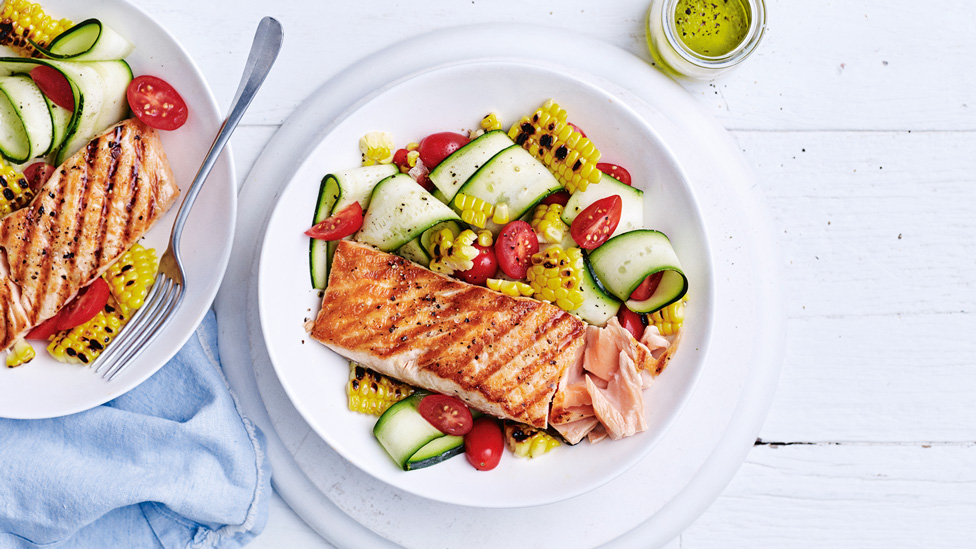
[674,0,751,57]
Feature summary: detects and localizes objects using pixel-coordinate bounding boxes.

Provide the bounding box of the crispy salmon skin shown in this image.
[309,240,585,429]
[0,118,179,350]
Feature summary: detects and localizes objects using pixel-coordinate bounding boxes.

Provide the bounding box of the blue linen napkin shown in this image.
[0,311,272,548]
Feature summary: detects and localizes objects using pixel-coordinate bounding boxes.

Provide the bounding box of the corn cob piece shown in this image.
[47,244,158,365]
[508,99,602,193]
[487,278,534,298]
[526,246,584,311]
[429,228,478,274]
[5,339,35,368]
[359,131,396,166]
[0,160,33,216]
[504,421,560,458]
[0,0,73,57]
[454,192,495,229]
[529,203,568,244]
[646,297,686,336]
[347,362,414,416]
[480,112,502,131]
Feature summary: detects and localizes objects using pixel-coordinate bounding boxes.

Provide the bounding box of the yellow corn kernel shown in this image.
[646,297,687,336]
[525,246,584,311]
[453,192,495,229]
[468,128,485,140]
[5,339,35,368]
[406,150,420,168]
[102,243,158,317]
[508,99,603,193]
[47,299,126,365]
[428,227,478,273]
[0,0,73,57]
[492,203,510,225]
[480,112,502,131]
[504,421,560,458]
[477,230,493,247]
[529,203,568,244]
[347,362,414,415]
[359,131,396,166]
[406,142,419,151]
[487,278,534,298]
[0,160,33,216]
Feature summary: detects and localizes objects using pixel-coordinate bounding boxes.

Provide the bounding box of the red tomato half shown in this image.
[24,162,55,193]
[540,190,570,206]
[597,163,632,186]
[417,132,469,169]
[630,271,664,301]
[26,315,61,340]
[392,148,410,172]
[127,75,188,131]
[494,221,539,279]
[56,278,111,330]
[465,416,504,471]
[305,202,364,241]
[30,65,74,111]
[419,394,473,436]
[570,195,621,250]
[455,244,497,286]
[617,305,644,340]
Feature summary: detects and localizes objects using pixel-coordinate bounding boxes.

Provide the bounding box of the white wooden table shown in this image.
[128,0,976,546]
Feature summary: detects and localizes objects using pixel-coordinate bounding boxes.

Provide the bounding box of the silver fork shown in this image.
[95,17,283,381]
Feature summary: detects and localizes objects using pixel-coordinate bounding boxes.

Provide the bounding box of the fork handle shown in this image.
[168,16,284,255]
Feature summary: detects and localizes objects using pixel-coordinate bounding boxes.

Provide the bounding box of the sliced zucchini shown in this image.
[404,434,464,470]
[88,60,132,134]
[45,60,104,165]
[587,229,688,313]
[373,393,445,470]
[309,164,398,289]
[355,173,460,252]
[44,94,73,154]
[0,58,83,157]
[396,237,432,266]
[34,19,135,61]
[454,144,562,226]
[428,129,513,204]
[562,172,644,239]
[571,252,622,326]
[0,75,53,163]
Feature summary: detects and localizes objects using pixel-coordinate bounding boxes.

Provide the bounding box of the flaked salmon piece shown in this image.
[309,240,585,429]
[641,324,681,376]
[551,416,600,445]
[586,351,647,440]
[587,424,608,444]
[0,118,179,351]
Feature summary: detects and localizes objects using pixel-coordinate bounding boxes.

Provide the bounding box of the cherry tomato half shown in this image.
[127,75,189,131]
[630,271,664,301]
[455,244,497,286]
[417,132,469,169]
[495,220,539,279]
[617,305,644,340]
[30,65,74,111]
[304,202,364,241]
[570,195,621,250]
[419,394,473,436]
[27,278,111,340]
[597,163,632,186]
[392,148,410,172]
[540,190,570,206]
[24,162,55,193]
[465,416,504,471]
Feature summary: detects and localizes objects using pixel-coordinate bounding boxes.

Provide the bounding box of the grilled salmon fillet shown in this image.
[0,118,179,350]
[309,240,585,429]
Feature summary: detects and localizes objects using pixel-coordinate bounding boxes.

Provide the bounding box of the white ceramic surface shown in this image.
[0,0,235,419]
[256,59,714,507]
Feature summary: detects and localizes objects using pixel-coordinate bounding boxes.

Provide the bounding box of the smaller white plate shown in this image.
[0,0,235,419]
[257,59,714,507]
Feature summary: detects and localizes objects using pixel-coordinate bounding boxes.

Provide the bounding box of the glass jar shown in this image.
[646,0,766,80]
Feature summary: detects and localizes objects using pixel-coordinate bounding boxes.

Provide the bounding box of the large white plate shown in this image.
[0,0,235,419]
[257,59,714,507]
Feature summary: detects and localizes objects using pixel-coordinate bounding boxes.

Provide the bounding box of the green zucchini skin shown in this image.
[588,229,688,313]
[355,173,460,252]
[373,392,466,470]
[428,130,513,204]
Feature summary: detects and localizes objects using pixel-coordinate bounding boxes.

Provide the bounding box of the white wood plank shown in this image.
[683,444,976,548]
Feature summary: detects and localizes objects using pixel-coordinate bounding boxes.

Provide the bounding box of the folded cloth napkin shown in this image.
[0,311,271,548]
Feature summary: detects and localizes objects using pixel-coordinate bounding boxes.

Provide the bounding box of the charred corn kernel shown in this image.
[480,112,502,131]
[646,297,686,336]
[0,0,73,57]
[477,230,493,247]
[529,203,568,244]
[406,150,420,168]
[47,298,126,365]
[526,246,584,311]
[5,339,35,368]
[454,192,495,229]
[487,278,534,297]
[0,160,32,215]
[504,421,560,458]
[347,362,414,415]
[508,99,603,193]
[429,227,478,273]
[491,203,510,225]
[359,131,396,166]
[103,244,158,317]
